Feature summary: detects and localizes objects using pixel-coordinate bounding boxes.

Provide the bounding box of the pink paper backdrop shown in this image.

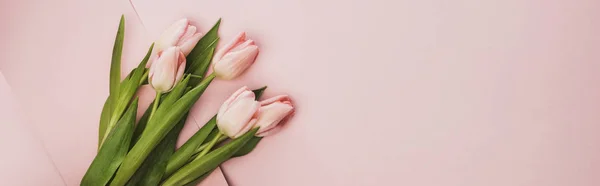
[0,72,65,186]
[2,0,600,186]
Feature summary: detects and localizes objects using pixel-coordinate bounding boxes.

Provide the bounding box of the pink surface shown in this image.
[0,72,65,186]
[2,0,600,186]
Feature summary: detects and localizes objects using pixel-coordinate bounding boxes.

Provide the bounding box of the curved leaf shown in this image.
[126,115,186,186]
[82,99,138,186]
[162,128,258,186]
[165,116,216,177]
[110,75,215,186]
[232,137,262,158]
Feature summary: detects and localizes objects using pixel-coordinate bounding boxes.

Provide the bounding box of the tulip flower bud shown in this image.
[213,32,259,80]
[216,86,260,138]
[156,18,203,56]
[148,47,186,93]
[254,95,295,137]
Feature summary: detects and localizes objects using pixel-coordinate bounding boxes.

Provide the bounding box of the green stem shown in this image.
[139,70,149,85]
[188,74,203,79]
[194,132,222,161]
[148,92,161,121]
[194,135,228,155]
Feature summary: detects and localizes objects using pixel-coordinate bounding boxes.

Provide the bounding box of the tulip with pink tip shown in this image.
[156,18,203,56]
[148,46,186,93]
[213,32,259,80]
[216,86,261,138]
[255,95,295,137]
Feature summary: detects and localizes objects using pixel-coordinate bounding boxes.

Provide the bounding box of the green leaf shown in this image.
[135,43,153,86]
[131,99,152,147]
[232,137,263,157]
[182,169,215,186]
[188,46,216,85]
[98,96,112,147]
[139,78,149,85]
[109,15,125,117]
[252,86,267,98]
[162,128,258,186]
[203,128,221,147]
[126,74,190,185]
[165,116,216,177]
[132,75,190,141]
[188,131,225,161]
[186,19,220,83]
[100,67,143,148]
[101,44,153,147]
[99,15,125,148]
[158,76,191,114]
[82,98,138,186]
[136,43,154,69]
[186,19,220,71]
[126,115,186,186]
[110,75,216,186]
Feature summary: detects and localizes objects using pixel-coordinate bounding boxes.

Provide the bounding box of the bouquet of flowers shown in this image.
[80,16,295,186]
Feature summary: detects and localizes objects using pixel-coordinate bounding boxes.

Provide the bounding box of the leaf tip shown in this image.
[131,97,140,107]
[183,74,192,82]
[252,86,267,99]
[120,14,125,24]
[212,18,222,30]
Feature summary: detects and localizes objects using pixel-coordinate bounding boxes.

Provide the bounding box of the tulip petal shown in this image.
[217,86,250,122]
[173,50,186,87]
[148,52,158,79]
[256,125,282,137]
[157,19,189,50]
[229,40,255,53]
[178,25,197,45]
[227,87,253,107]
[179,33,203,56]
[255,102,294,135]
[213,45,259,80]
[150,47,179,92]
[221,92,257,121]
[212,32,246,61]
[254,95,295,137]
[217,96,259,138]
[234,118,257,138]
[260,95,292,106]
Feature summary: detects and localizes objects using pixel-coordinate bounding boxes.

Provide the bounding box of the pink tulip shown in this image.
[213,32,259,80]
[216,86,260,138]
[156,18,202,56]
[148,47,186,93]
[254,95,295,137]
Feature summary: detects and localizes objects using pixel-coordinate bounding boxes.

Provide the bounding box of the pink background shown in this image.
[2,0,600,186]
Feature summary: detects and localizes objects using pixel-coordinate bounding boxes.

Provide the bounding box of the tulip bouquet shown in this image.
[81,16,294,186]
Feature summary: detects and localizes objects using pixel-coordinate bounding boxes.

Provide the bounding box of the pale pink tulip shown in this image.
[254,95,295,137]
[216,86,260,138]
[148,47,186,93]
[156,18,202,56]
[213,32,259,80]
